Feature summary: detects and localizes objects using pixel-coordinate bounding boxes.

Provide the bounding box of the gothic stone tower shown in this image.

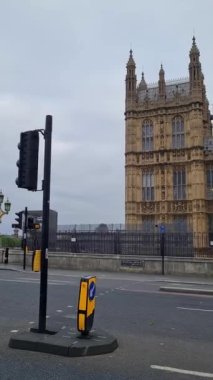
[125,38,213,235]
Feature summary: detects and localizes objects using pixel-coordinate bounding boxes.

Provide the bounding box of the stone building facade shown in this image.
[125,37,213,235]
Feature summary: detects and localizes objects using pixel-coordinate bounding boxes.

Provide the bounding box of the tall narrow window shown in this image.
[173,216,188,232]
[142,171,154,201]
[173,168,186,200]
[207,166,213,199]
[142,216,155,232]
[172,116,184,149]
[142,120,153,151]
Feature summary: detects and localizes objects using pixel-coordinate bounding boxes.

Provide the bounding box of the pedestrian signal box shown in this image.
[77,276,96,335]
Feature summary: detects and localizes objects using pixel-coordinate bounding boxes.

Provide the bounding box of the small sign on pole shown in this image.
[160,224,165,234]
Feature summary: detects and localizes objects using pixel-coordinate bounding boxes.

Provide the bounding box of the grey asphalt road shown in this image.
[1,267,213,379]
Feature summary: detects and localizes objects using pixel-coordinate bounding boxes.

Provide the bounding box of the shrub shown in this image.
[0,235,22,248]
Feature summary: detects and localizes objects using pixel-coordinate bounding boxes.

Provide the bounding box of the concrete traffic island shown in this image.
[9,274,118,357]
[9,326,118,357]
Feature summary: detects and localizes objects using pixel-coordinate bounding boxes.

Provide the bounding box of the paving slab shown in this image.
[9,326,118,357]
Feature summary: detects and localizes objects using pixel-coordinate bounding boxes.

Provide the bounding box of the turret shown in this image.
[189,36,203,94]
[158,64,166,98]
[125,50,137,107]
[138,72,147,91]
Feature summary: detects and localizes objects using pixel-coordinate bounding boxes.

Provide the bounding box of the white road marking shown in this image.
[0,278,69,286]
[19,277,39,281]
[0,279,38,284]
[177,307,213,312]
[19,277,73,284]
[10,330,19,333]
[67,305,73,308]
[66,315,77,319]
[28,321,35,324]
[49,282,70,286]
[56,310,63,313]
[151,365,213,378]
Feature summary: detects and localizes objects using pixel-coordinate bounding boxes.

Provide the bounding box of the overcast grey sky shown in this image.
[0,0,213,233]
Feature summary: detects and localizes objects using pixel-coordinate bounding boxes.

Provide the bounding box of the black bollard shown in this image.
[4,247,9,264]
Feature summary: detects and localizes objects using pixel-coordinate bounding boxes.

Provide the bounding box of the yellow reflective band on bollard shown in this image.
[33,250,41,272]
[77,276,96,335]
[79,281,88,311]
[78,314,86,331]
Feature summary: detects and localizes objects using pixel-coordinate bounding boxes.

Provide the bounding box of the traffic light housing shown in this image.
[27,217,34,230]
[27,216,40,230]
[12,211,23,229]
[16,130,39,191]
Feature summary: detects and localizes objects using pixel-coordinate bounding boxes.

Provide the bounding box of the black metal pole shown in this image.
[23,207,28,270]
[160,232,165,275]
[38,115,52,333]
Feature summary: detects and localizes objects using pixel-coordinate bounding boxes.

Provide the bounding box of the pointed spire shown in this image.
[126,49,136,67]
[138,72,147,91]
[158,64,166,98]
[189,36,203,94]
[190,36,200,56]
[159,64,165,76]
[125,50,137,106]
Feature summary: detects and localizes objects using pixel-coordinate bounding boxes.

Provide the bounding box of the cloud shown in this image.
[0,0,212,233]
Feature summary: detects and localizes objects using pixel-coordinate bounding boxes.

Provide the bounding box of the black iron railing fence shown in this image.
[57,223,191,233]
[27,226,213,258]
[48,231,212,258]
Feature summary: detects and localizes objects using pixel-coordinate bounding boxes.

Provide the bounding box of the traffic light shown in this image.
[12,211,23,229]
[27,217,34,230]
[16,130,39,191]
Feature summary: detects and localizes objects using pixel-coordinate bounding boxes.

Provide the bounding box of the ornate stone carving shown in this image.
[156,203,160,212]
[173,201,187,212]
[188,202,192,212]
[142,202,155,213]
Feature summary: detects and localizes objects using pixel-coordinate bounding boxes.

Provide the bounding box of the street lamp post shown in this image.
[0,191,11,222]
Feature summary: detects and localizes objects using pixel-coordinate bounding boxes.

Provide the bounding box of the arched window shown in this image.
[142,120,153,151]
[173,167,186,200]
[142,171,154,201]
[172,116,184,148]
[207,165,213,199]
